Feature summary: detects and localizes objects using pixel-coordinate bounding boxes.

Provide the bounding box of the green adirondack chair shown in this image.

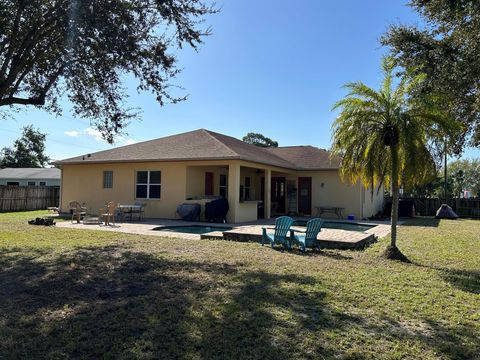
[262,216,294,249]
[290,218,324,251]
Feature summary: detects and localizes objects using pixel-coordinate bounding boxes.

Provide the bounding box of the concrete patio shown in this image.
[56,217,391,250]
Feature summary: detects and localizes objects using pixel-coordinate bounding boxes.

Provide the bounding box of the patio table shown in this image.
[118,204,144,221]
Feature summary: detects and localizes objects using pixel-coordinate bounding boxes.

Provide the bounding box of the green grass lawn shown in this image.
[0,211,478,359]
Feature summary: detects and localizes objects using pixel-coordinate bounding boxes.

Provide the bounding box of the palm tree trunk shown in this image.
[390,144,399,248]
[384,144,408,261]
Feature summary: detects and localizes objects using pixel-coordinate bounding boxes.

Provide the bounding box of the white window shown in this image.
[28,181,36,186]
[136,171,161,199]
[39,181,46,186]
[103,171,113,188]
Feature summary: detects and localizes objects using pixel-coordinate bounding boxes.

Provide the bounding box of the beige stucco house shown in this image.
[56,129,384,223]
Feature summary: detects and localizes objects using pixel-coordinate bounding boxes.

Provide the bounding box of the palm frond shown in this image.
[331,56,457,194]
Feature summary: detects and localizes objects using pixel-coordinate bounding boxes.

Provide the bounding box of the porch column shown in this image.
[265,168,271,219]
[227,163,240,223]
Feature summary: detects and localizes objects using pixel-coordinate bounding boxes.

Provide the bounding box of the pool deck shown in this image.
[212,224,390,249]
[56,217,392,250]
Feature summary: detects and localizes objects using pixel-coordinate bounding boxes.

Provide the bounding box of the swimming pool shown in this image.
[153,221,374,235]
[292,220,375,232]
[153,225,232,234]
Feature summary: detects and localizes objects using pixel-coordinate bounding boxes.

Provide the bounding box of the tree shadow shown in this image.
[290,249,354,260]
[411,260,480,295]
[400,217,440,227]
[0,246,478,358]
[0,246,238,358]
[440,268,480,294]
[194,266,361,359]
[262,243,354,260]
[345,314,480,359]
[0,246,332,358]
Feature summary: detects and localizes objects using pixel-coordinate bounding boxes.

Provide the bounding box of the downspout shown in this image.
[360,183,363,220]
[59,166,63,212]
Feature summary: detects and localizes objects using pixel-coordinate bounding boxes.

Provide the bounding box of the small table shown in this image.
[119,204,144,221]
[83,216,101,225]
[315,206,344,219]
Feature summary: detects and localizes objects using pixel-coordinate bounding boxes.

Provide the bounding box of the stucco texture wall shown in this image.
[361,185,385,218]
[294,170,360,219]
[185,165,228,199]
[60,161,232,219]
[60,160,383,222]
[283,170,383,220]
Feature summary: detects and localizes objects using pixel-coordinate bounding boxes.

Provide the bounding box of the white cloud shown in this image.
[64,130,81,137]
[84,127,105,142]
[64,127,136,145]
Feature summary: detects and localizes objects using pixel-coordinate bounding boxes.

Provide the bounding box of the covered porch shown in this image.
[183,161,294,223]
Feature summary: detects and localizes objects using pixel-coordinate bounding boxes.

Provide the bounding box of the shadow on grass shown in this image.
[362,315,479,360]
[291,249,354,260]
[440,268,480,294]
[0,246,478,359]
[400,217,441,227]
[412,260,480,295]
[0,246,332,358]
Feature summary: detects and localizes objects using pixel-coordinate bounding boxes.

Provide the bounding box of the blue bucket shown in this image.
[347,215,355,221]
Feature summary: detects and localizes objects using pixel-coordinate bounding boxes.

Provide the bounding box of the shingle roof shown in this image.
[55,129,295,169]
[266,146,341,170]
[0,167,61,179]
[55,129,340,170]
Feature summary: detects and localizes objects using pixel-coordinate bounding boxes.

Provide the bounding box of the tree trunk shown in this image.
[390,144,399,248]
[384,144,409,262]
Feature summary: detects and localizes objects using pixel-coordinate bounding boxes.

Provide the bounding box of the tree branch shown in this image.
[0,96,45,106]
[0,5,24,80]
[1,62,64,107]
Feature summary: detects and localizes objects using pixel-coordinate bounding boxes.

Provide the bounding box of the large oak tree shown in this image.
[382,0,480,153]
[0,0,215,142]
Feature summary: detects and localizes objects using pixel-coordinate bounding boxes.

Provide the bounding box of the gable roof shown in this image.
[55,129,340,170]
[266,146,341,170]
[0,167,61,179]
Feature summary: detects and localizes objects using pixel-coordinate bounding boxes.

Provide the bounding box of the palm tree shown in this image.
[331,57,456,261]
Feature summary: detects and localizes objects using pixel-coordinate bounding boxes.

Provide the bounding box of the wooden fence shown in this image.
[453,198,480,218]
[385,197,480,218]
[0,186,60,212]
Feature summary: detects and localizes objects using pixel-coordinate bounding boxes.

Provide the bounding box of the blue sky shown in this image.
[1,0,478,161]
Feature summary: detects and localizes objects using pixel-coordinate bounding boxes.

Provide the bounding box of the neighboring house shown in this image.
[55,129,384,223]
[0,168,61,187]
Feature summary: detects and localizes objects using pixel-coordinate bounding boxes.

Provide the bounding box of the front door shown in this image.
[298,177,312,215]
[271,177,286,214]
